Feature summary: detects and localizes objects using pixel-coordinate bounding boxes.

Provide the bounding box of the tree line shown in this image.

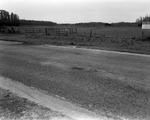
[136,14,150,23]
[74,22,138,27]
[0,9,57,27]
[0,10,20,26]
[20,19,57,26]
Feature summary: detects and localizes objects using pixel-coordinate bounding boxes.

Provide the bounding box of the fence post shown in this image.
[18,28,20,33]
[65,29,68,36]
[75,28,77,33]
[70,28,73,34]
[69,28,71,34]
[90,29,92,37]
[58,29,60,35]
[45,28,47,35]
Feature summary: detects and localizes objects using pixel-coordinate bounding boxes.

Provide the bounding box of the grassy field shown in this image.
[0,25,150,54]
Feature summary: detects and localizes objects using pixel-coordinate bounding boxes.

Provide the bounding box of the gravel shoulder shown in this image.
[0,87,72,120]
[0,76,113,120]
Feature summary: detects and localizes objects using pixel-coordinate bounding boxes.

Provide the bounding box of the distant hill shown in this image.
[74,22,106,27]
[19,20,138,27]
[111,22,138,27]
[20,19,57,26]
[73,22,138,27]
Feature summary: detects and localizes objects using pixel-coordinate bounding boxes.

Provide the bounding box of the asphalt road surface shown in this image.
[0,41,150,120]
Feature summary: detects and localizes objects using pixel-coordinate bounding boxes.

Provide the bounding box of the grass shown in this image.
[0,88,64,119]
[0,26,150,54]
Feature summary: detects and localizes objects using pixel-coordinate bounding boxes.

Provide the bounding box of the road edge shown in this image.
[0,75,116,120]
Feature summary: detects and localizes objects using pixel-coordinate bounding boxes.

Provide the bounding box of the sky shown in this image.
[0,0,150,23]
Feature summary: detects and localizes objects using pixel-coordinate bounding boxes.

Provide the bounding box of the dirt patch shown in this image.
[71,66,85,71]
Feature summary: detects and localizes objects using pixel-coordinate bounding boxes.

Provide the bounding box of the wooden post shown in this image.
[59,29,60,35]
[66,29,68,36]
[69,28,71,34]
[56,28,59,34]
[71,28,73,34]
[75,28,77,33]
[90,29,92,37]
[45,28,47,35]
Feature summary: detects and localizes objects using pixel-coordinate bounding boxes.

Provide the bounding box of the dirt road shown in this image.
[0,41,150,120]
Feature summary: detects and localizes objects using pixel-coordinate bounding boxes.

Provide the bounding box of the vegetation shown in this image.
[1,26,150,54]
[0,10,20,26]
[136,14,150,23]
[111,22,138,27]
[136,14,150,27]
[74,22,138,27]
[0,9,150,54]
[0,10,57,27]
[20,19,57,26]
[75,22,106,27]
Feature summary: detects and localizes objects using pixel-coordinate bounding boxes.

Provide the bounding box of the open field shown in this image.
[0,25,150,54]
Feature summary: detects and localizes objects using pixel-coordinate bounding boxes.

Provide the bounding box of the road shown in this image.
[0,41,150,120]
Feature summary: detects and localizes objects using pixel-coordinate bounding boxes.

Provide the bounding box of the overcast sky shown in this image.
[0,0,150,23]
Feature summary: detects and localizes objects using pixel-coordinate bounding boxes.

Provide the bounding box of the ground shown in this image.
[0,88,71,120]
[0,26,150,54]
[0,26,150,120]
